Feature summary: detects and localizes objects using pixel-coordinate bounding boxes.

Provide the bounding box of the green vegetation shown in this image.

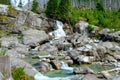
[0,0,10,5]
[45,1,120,31]
[57,0,72,22]
[45,0,60,18]
[0,14,8,20]
[0,49,6,56]
[72,9,120,31]
[31,0,39,13]
[45,0,72,22]
[8,5,18,16]
[0,30,9,38]
[12,67,34,80]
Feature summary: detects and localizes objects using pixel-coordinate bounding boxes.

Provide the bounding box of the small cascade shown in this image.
[61,61,73,73]
[34,62,75,80]
[34,72,75,80]
[49,20,66,39]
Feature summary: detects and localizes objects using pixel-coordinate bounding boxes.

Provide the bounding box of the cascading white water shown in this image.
[34,62,74,80]
[49,20,66,39]
[34,73,75,80]
[61,61,73,73]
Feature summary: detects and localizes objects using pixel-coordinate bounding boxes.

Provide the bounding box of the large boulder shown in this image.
[67,49,80,60]
[39,43,58,54]
[67,33,93,47]
[33,62,51,73]
[22,29,49,45]
[74,21,89,35]
[0,36,19,48]
[98,28,120,42]
[40,19,54,33]
[50,37,72,51]
[26,12,42,29]
[11,58,39,77]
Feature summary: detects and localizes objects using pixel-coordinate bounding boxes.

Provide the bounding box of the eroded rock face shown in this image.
[22,29,49,45]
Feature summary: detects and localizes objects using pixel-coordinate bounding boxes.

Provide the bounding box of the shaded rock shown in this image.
[114,55,120,60]
[68,33,93,47]
[98,28,120,42]
[33,62,51,73]
[40,19,54,32]
[67,49,80,60]
[74,21,89,35]
[39,43,58,54]
[22,29,49,45]
[105,55,117,62]
[50,37,72,51]
[73,67,94,74]
[50,60,62,70]
[82,74,100,80]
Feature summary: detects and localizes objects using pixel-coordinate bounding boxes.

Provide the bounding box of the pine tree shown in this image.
[31,0,39,13]
[45,0,60,18]
[58,0,72,21]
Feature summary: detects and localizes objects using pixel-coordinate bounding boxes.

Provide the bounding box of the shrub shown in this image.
[12,67,34,80]
[8,5,18,16]
[0,0,10,5]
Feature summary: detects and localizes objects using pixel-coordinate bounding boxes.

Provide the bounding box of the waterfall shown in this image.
[49,20,66,39]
